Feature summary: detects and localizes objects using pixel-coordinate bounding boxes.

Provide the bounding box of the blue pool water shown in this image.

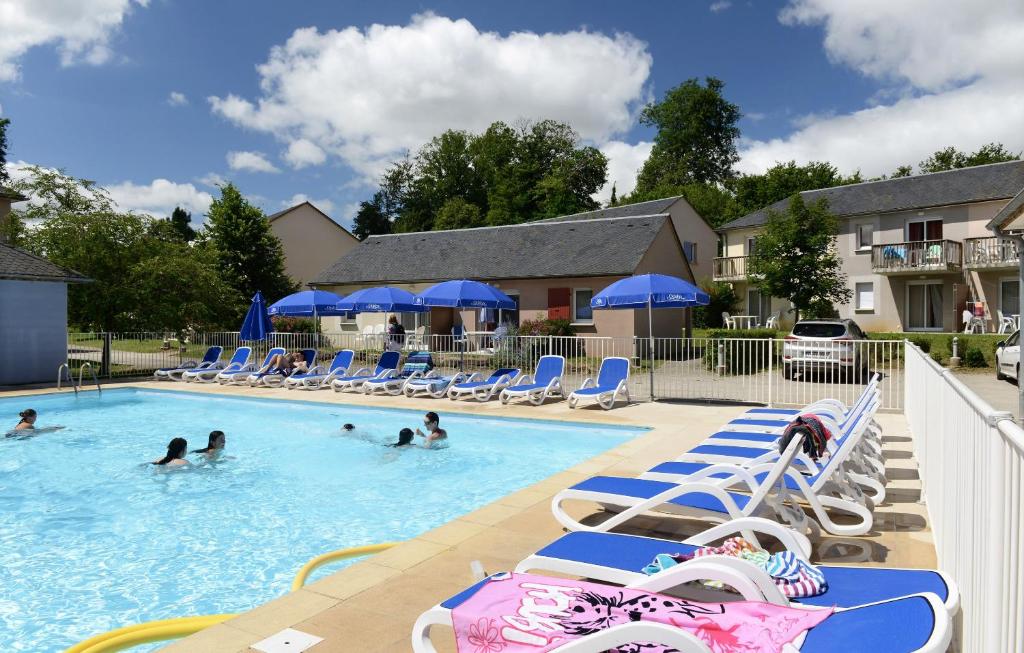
[0,388,640,652]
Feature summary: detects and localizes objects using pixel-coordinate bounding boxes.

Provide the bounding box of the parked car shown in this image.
[782,318,870,382]
[996,330,1020,382]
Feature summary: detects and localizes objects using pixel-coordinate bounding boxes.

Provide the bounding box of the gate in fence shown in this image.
[67,332,905,410]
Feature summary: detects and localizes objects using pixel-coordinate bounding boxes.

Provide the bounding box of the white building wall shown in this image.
[0,279,68,384]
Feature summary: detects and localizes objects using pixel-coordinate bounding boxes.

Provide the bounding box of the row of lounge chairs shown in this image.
[411,376,959,652]
[153,347,633,409]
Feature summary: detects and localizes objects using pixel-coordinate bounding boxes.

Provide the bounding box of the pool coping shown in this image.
[0,382,936,652]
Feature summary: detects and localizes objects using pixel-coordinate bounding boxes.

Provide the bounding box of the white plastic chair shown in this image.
[721,312,736,329]
[998,310,1015,334]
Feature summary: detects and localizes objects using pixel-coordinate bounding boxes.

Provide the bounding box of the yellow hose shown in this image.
[64,542,399,653]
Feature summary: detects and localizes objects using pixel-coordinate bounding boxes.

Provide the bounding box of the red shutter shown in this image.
[547,287,571,320]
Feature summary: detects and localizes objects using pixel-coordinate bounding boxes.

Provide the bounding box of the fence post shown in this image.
[101,332,112,378]
[767,337,774,407]
[717,341,726,376]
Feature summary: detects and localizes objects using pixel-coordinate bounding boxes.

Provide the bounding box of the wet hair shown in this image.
[342,423,355,431]
[192,430,225,454]
[153,437,188,465]
[18,409,37,424]
[390,428,414,447]
[424,412,440,427]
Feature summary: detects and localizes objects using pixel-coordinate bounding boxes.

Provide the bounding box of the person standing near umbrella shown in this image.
[387,315,406,351]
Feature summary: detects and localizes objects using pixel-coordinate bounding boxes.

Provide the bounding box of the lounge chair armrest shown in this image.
[628,554,788,605]
[679,463,762,493]
[578,377,595,390]
[518,374,534,385]
[351,367,371,377]
[181,360,198,368]
[682,516,812,559]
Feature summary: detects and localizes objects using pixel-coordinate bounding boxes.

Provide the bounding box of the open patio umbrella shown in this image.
[268,289,347,318]
[336,287,428,351]
[415,280,515,369]
[591,274,709,401]
[239,291,274,341]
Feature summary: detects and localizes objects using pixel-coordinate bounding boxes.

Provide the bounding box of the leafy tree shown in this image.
[747,194,851,321]
[732,161,857,216]
[632,77,741,194]
[623,180,741,228]
[351,195,392,240]
[693,280,739,328]
[919,143,1019,173]
[169,207,196,242]
[608,183,617,207]
[890,164,913,178]
[0,117,9,186]
[434,197,483,230]
[203,183,297,311]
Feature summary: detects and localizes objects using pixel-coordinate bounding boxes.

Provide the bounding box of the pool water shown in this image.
[0,388,640,652]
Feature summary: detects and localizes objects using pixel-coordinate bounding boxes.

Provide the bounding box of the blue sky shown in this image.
[1,0,1022,227]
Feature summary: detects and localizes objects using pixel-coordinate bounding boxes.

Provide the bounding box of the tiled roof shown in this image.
[0,242,90,282]
[536,196,682,223]
[720,159,1024,231]
[987,186,1024,234]
[313,214,670,285]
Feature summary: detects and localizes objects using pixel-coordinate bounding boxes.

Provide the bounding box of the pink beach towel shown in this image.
[451,573,831,653]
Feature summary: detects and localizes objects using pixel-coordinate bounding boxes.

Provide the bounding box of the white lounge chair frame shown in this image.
[447,369,520,402]
[499,355,565,406]
[180,347,252,384]
[285,350,355,390]
[403,372,471,399]
[567,356,631,410]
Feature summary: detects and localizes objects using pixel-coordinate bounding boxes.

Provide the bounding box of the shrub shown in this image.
[517,318,576,337]
[514,318,578,360]
[702,328,779,374]
[271,316,317,334]
[962,347,988,368]
[907,336,931,353]
[692,280,739,329]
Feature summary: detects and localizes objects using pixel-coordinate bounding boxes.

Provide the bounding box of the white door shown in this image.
[906,282,944,331]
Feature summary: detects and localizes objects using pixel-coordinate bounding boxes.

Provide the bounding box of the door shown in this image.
[907,219,943,241]
[906,282,944,331]
[1000,279,1020,320]
[746,289,771,326]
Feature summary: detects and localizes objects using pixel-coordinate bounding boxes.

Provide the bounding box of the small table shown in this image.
[732,315,759,329]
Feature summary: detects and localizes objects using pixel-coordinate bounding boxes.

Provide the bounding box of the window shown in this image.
[856,224,873,251]
[683,241,697,263]
[855,282,874,312]
[572,289,594,323]
[906,281,944,331]
[907,219,942,242]
[503,291,520,327]
[745,236,757,255]
[1000,279,1020,317]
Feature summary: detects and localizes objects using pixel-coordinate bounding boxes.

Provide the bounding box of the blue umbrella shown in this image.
[336,287,429,313]
[239,291,274,341]
[268,289,348,317]
[591,274,710,401]
[414,279,515,310]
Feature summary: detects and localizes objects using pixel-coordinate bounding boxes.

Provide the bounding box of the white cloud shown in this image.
[105,178,213,218]
[0,0,147,82]
[596,140,653,203]
[167,91,187,106]
[209,13,652,181]
[283,138,326,169]
[282,193,335,215]
[197,172,226,187]
[710,1,732,12]
[226,150,280,174]
[739,0,1024,177]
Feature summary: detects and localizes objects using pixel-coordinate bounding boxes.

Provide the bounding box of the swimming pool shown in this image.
[0,388,642,652]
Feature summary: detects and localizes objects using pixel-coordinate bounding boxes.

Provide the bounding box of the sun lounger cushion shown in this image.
[800,595,938,652]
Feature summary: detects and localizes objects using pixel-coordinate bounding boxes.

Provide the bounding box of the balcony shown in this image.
[963,236,1020,269]
[713,255,749,281]
[871,239,963,274]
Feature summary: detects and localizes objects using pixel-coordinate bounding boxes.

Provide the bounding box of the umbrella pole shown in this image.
[648,298,655,402]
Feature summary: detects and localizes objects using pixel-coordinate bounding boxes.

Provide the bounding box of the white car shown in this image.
[782,319,871,382]
[996,330,1020,382]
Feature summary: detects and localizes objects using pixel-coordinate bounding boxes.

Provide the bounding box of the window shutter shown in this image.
[547,287,571,320]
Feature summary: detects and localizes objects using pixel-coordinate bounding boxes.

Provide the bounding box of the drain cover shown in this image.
[251,628,324,653]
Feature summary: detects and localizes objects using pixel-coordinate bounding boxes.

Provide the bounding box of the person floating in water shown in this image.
[8,409,64,436]
[191,431,226,459]
[389,428,415,447]
[415,411,448,448]
[152,437,190,468]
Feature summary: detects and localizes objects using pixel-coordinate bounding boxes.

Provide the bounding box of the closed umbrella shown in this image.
[239,291,274,341]
[591,274,709,401]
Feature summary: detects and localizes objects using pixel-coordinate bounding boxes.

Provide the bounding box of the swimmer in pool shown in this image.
[191,431,226,459]
[389,428,415,448]
[152,437,190,468]
[415,411,447,448]
[8,409,64,436]
[341,423,356,432]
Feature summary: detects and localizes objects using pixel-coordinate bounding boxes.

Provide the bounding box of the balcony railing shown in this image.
[963,236,1020,269]
[871,239,962,274]
[713,255,749,281]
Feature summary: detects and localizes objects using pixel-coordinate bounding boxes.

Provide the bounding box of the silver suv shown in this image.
[782,319,870,382]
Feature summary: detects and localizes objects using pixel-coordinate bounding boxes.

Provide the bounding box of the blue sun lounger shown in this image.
[568,356,631,410]
[517,528,958,616]
[181,346,251,383]
[362,351,435,396]
[249,348,316,387]
[499,355,564,405]
[331,350,401,392]
[154,346,222,381]
[286,350,354,390]
[217,347,284,385]
[446,368,520,401]
[413,579,951,652]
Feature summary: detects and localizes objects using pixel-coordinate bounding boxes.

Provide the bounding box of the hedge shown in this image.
[702,328,780,374]
[868,332,1005,367]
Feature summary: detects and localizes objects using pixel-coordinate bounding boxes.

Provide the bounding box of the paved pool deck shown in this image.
[2,381,936,652]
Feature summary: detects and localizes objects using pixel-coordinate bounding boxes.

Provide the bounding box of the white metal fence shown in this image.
[905,342,1024,651]
[67,332,904,409]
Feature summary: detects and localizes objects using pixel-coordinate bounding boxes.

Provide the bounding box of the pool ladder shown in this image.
[57,362,101,395]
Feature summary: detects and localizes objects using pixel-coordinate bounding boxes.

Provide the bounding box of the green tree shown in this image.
[919,143,1019,173]
[632,77,741,194]
[351,195,392,240]
[624,180,741,229]
[747,194,851,321]
[0,117,9,186]
[169,206,196,242]
[890,164,914,178]
[607,183,617,207]
[434,197,484,230]
[203,183,297,311]
[732,161,856,216]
